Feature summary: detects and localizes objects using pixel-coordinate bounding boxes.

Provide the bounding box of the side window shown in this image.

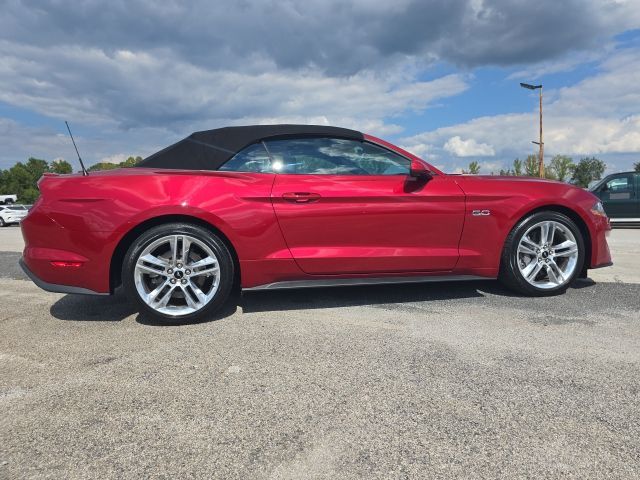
[218,143,271,172]
[354,142,411,175]
[602,175,633,193]
[263,137,410,175]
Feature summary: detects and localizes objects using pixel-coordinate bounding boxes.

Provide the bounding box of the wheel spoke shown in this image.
[138,254,169,270]
[181,237,191,263]
[189,256,219,278]
[189,256,217,269]
[547,260,565,284]
[553,240,578,257]
[546,264,559,284]
[518,243,537,256]
[529,264,543,281]
[190,266,219,277]
[522,261,542,281]
[155,285,176,308]
[547,223,555,244]
[189,281,208,304]
[146,280,170,304]
[180,285,199,310]
[539,222,555,246]
[521,235,538,250]
[136,264,166,276]
[171,236,182,264]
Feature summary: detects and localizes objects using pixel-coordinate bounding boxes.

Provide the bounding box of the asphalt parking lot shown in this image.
[1,226,639,479]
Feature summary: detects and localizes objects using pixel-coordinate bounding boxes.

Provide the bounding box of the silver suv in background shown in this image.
[0,205,29,226]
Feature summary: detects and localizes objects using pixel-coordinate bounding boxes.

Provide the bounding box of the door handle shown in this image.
[282,192,321,203]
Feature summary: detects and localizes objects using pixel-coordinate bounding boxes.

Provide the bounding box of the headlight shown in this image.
[590,201,607,217]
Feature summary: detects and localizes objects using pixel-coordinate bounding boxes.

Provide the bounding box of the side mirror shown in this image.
[409,160,433,181]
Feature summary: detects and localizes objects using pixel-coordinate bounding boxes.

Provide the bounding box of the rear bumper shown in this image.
[20,210,114,294]
[19,258,107,296]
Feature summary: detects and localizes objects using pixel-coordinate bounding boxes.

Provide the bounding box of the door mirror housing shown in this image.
[409,160,433,181]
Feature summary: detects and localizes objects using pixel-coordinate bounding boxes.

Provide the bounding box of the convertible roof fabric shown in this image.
[138,124,364,170]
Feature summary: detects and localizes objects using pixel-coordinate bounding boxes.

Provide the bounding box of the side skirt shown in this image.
[243,274,493,291]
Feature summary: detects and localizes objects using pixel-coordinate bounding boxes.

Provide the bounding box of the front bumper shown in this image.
[588,215,613,269]
[19,258,107,295]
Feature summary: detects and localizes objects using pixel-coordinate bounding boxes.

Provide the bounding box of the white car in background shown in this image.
[0,194,17,205]
[0,205,29,226]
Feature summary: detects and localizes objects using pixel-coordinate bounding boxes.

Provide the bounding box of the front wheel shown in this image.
[0,217,5,227]
[499,211,585,296]
[122,223,234,324]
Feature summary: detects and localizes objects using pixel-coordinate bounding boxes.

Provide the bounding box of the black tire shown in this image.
[0,217,5,227]
[122,223,234,324]
[499,211,585,296]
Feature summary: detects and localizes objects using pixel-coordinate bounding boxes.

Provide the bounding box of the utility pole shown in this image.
[520,83,544,178]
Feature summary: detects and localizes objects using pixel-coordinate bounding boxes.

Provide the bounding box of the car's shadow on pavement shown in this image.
[49,289,239,326]
[240,278,594,313]
[48,278,597,325]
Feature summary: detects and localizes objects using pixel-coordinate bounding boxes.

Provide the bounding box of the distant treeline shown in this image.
[0,156,141,203]
[462,154,611,187]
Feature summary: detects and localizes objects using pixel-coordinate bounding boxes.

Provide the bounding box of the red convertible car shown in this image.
[20,125,612,323]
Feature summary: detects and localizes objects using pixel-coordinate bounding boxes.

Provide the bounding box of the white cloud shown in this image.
[0,0,639,169]
[403,46,640,172]
[0,39,470,167]
[0,40,468,128]
[443,136,495,157]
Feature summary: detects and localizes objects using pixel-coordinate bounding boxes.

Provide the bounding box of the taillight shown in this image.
[50,261,83,268]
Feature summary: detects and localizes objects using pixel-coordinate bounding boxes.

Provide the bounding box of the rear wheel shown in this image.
[122,223,234,324]
[499,211,584,296]
[0,217,5,227]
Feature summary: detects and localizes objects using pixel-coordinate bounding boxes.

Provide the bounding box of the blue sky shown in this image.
[0,0,639,174]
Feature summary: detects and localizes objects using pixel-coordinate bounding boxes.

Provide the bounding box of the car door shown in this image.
[267,137,465,275]
[593,173,637,218]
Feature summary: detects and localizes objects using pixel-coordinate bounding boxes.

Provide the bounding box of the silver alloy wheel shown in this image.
[134,234,220,316]
[517,220,579,289]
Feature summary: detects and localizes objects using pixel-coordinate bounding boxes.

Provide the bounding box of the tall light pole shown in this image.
[520,82,544,178]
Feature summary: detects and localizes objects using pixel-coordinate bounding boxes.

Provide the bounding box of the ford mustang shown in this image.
[20,125,612,323]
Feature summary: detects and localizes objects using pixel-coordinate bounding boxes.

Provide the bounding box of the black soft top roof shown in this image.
[138,124,364,170]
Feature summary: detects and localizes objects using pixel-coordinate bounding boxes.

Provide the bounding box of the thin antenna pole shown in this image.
[65,121,88,176]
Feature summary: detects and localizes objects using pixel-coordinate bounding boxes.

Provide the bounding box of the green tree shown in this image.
[513,158,523,176]
[499,168,512,176]
[634,161,640,172]
[544,168,557,180]
[571,157,606,187]
[88,156,142,171]
[462,161,481,174]
[0,158,50,203]
[51,159,73,174]
[88,162,119,172]
[548,155,574,182]
[523,154,539,176]
[119,156,142,168]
